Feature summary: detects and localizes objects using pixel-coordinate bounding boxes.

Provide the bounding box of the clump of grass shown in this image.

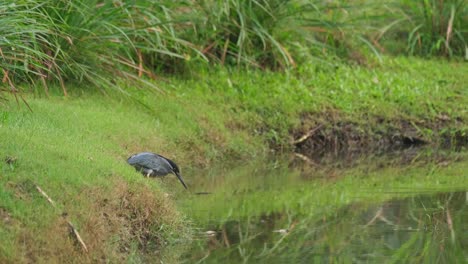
[0,0,198,95]
[404,0,467,57]
[189,0,299,69]
[380,0,467,57]
[188,0,376,69]
[4,0,466,102]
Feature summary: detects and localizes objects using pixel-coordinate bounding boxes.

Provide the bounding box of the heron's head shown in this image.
[165,158,180,173]
[164,157,187,189]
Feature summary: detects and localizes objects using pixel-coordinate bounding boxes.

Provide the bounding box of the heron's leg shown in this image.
[145,169,152,178]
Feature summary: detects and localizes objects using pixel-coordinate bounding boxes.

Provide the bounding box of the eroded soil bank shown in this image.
[291,113,467,157]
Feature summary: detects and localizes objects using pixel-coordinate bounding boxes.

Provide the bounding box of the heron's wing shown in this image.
[128,153,173,175]
[128,153,187,189]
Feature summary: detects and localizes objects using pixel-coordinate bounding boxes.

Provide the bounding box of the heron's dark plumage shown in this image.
[127,152,187,189]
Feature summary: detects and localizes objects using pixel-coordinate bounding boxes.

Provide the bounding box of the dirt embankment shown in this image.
[1,179,185,263]
[291,112,467,156]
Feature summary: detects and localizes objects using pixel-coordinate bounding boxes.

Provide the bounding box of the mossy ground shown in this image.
[1,57,467,262]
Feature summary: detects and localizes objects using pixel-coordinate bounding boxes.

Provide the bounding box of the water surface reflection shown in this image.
[179,150,468,263]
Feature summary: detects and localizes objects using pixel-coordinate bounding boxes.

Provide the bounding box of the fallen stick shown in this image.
[35,185,56,207]
[364,207,383,227]
[292,124,323,145]
[35,184,89,253]
[294,153,318,166]
[67,222,89,253]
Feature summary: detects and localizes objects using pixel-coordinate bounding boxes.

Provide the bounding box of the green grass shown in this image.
[8,0,463,99]
[391,0,467,57]
[0,97,198,262]
[2,0,465,102]
[0,0,200,95]
[164,56,467,147]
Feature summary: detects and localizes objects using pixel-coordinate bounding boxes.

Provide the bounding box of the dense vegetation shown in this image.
[0,0,466,262]
[1,0,466,96]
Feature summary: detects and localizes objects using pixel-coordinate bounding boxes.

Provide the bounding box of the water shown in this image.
[178,149,468,263]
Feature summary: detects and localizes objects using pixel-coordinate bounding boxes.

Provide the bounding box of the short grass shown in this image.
[0,56,467,262]
[164,56,467,146]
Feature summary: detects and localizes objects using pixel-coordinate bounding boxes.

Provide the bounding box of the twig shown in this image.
[294,153,318,166]
[446,208,455,243]
[35,185,56,207]
[365,207,383,227]
[52,62,67,97]
[445,7,455,54]
[35,184,89,253]
[202,41,216,54]
[292,124,323,145]
[67,221,89,253]
[222,226,230,247]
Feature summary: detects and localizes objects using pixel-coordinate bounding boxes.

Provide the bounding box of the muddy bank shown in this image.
[291,113,467,156]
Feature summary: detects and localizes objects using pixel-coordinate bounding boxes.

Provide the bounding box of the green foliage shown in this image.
[173,57,467,147]
[189,0,377,68]
[381,0,467,57]
[1,0,466,99]
[404,0,467,57]
[0,0,382,97]
[0,0,197,93]
[190,0,298,68]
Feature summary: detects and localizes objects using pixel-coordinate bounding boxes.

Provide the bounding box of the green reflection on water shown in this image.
[179,150,468,263]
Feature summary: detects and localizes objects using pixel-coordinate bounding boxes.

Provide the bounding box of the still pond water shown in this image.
[176,149,467,263]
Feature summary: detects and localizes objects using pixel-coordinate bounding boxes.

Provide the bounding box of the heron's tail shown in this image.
[174,172,188,189]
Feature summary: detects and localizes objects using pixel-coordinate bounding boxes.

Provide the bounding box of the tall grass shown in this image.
[404,0,467,57]
[188,0,375,69]
[188,0,299,69]
[0,0,197,95]
[380,0,467,57]
[1,0,376,97]
[3,0,464,98]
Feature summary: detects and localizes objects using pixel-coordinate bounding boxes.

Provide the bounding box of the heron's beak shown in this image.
[174,172,188,189]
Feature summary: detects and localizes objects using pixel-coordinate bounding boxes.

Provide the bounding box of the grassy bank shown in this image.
[0,98,195,262]
[1,56,467,262]
[123,56,467,153]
